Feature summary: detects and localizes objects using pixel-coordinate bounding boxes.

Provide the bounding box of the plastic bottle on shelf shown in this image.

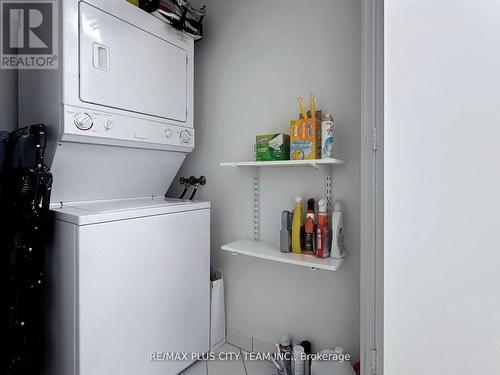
[280,210,292,253]
[331,202,345,259]
[292,197,304,254]
[321,114,335,159]
[304,198,316,255]
[316,199,330,258]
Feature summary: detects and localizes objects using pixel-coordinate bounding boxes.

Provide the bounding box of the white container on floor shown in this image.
[311,348,355,375]
[293,345,305,375]
[210,270,226,350]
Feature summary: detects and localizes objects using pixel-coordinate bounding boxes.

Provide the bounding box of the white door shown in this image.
[78,209,210,375]
[79,2,188,122]
[385,1,500,374]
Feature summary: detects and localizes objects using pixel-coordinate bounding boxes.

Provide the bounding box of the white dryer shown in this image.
[19,0,196,203]
[49,197,210,375]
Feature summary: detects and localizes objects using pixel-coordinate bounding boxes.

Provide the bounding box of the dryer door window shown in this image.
[79,3,188,123]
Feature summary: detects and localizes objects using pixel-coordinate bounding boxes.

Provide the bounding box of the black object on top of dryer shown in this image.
[171,175,206,200]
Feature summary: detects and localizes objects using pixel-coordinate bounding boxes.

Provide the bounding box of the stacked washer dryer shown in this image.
[18,1,209,374]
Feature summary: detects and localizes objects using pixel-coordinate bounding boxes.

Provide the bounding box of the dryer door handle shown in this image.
[93,43,110,71]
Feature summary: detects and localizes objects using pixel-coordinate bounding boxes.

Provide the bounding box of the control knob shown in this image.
[74,113,93,131]
[180,130,191,144]
[103,120,113,130]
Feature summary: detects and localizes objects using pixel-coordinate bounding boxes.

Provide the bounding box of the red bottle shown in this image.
[316,199,330,258]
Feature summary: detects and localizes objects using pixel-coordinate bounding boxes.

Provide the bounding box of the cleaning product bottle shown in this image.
[279,336,292,375]
[301,341,312,375]
[304,198,316,255]
[321,114,335,159]
[310,347,355,375]
[331,202,345,259]
[293,345,305,375]
[331,347,355,375]
[292,197,304,253]
[316,199,330,258]
[280,210,292,253]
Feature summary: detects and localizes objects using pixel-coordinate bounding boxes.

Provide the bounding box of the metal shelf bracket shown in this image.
[253,167,261,241]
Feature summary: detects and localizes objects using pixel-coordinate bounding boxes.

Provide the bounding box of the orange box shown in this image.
[290,118,319,160]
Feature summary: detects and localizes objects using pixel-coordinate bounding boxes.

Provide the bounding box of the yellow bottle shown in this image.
[291,196,304,253]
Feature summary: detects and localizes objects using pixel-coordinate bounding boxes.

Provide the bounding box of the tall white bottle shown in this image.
[293,345,305,375]
[331,202,345,259]
[321,114,335,159]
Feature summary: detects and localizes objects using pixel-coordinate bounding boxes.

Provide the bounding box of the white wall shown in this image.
[385,1,500,374]
[0,70,17,131]
[170,0,361,357]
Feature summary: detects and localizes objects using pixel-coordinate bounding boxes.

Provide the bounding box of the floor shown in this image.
[180,343,277,375]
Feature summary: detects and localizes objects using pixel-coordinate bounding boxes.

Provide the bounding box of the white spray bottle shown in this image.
[331,202,345,259]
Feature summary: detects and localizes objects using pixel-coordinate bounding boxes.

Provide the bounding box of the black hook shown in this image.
[171,176,207,200]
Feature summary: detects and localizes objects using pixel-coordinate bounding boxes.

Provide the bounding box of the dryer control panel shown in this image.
[63,105,194,150]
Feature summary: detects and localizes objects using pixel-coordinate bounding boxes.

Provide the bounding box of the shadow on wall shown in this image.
[0,70,18,132]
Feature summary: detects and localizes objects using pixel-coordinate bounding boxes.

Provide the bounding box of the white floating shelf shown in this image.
[221,239,345,271]
[220,158,345,170]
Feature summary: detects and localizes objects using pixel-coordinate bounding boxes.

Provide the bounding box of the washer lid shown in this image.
[51,196,210,225]
[49,142,188,204]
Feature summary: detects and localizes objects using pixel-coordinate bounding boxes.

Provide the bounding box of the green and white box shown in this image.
[256,133,290,161]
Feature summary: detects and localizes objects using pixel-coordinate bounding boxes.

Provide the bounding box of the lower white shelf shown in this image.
[221,239,345,271]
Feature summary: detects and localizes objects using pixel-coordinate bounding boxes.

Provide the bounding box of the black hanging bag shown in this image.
[0,124,53,375]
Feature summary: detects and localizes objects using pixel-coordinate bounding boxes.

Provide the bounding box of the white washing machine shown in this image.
[48,197,210,375]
